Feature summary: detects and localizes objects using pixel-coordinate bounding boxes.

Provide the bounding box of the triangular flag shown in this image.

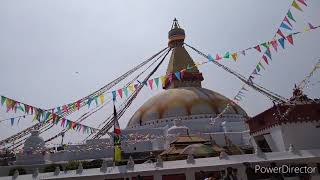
[160,76,166,86]
[286,34,294,45]
[280,22,292,31]
[256,64,261,72]
[287,10,296,22]
[297,0,307,7]
[186,64,192,70]
[76,100,81,110]
[24,104,30,114]
[112,91,117,101]
[117,89,123,98]
[56,107,61,115]
[215,54,222,60]
[52,113,57,122]
[252,69,258,75]
[231,53,238,61]
[258,62,265,70]
[55,116,60,125]
[134,84,139,91]
[94,96,98,106]
[270,39,278,52]
[71,122,76,129]
[262,55,269,65]
[265,48,272,60]
[123,87,128,97]
[208,54,215,61]
[1,96,6,106]
[128,84,135,93]
[180,70,185,80]
[17,104,24,112]
[63,105,68,113]
[10,118,14,126]
[87,97,92,108]
[61,118,66,127]
[261,42,269,49]
[223,52,230,59]
[140,81,147,86]
[148,79,154,89]
[241,50,246,56]
[278,38,285,49]
[254,45,261,52]
[174,72,181,80]
[30,107,34,115]
[5,98,13,112]
[154,77,159,88]
[308,23,315,29]
[283,16,293,27]
[277,29,286,39]
[66,120,71,129]
[44,112,50,121]
[292,0,303,11]
[99,95,104,105]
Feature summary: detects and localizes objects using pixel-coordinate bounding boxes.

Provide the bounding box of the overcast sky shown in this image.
[0,0,319,145]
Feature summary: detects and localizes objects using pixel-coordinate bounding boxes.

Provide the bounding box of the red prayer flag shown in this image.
[63,105,68,113]
[148,79,154,90]
[117,89,123,98]
[297,0,307,6]
[283,16,292,27]
[71,122,76,129]
[254,45,261,52]
[277,29,286,39]
[215,54,222,60]
[270,40,278,52]
[76,100,81,110]
[286,35,294,45]
[262,55,269,65]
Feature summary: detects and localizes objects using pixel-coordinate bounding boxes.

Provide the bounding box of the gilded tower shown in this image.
[164,19,204,89]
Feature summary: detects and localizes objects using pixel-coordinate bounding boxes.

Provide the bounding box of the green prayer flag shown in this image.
[261,42,269,49]
[287,10,296,22]
[154,77,159,88]
[223,52,230,58]
[1,96,6,106]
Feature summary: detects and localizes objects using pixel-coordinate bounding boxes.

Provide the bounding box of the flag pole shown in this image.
[113,101,122,165]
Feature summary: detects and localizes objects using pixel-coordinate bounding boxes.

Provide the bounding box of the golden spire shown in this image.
[164,19,204,89]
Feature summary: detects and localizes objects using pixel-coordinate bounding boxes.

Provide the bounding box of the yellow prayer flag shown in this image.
[33,115,37,121]
[231,53,238,61]
[114,145,122,162]
[99,94,105,104]
[292,0,303,11]
[160,76,166,86]
[128,84,135,93]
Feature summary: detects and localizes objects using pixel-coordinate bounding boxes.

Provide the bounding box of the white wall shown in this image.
[281,121,320,151]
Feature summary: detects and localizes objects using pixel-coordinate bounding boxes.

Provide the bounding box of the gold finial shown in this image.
[168,18,185,47]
